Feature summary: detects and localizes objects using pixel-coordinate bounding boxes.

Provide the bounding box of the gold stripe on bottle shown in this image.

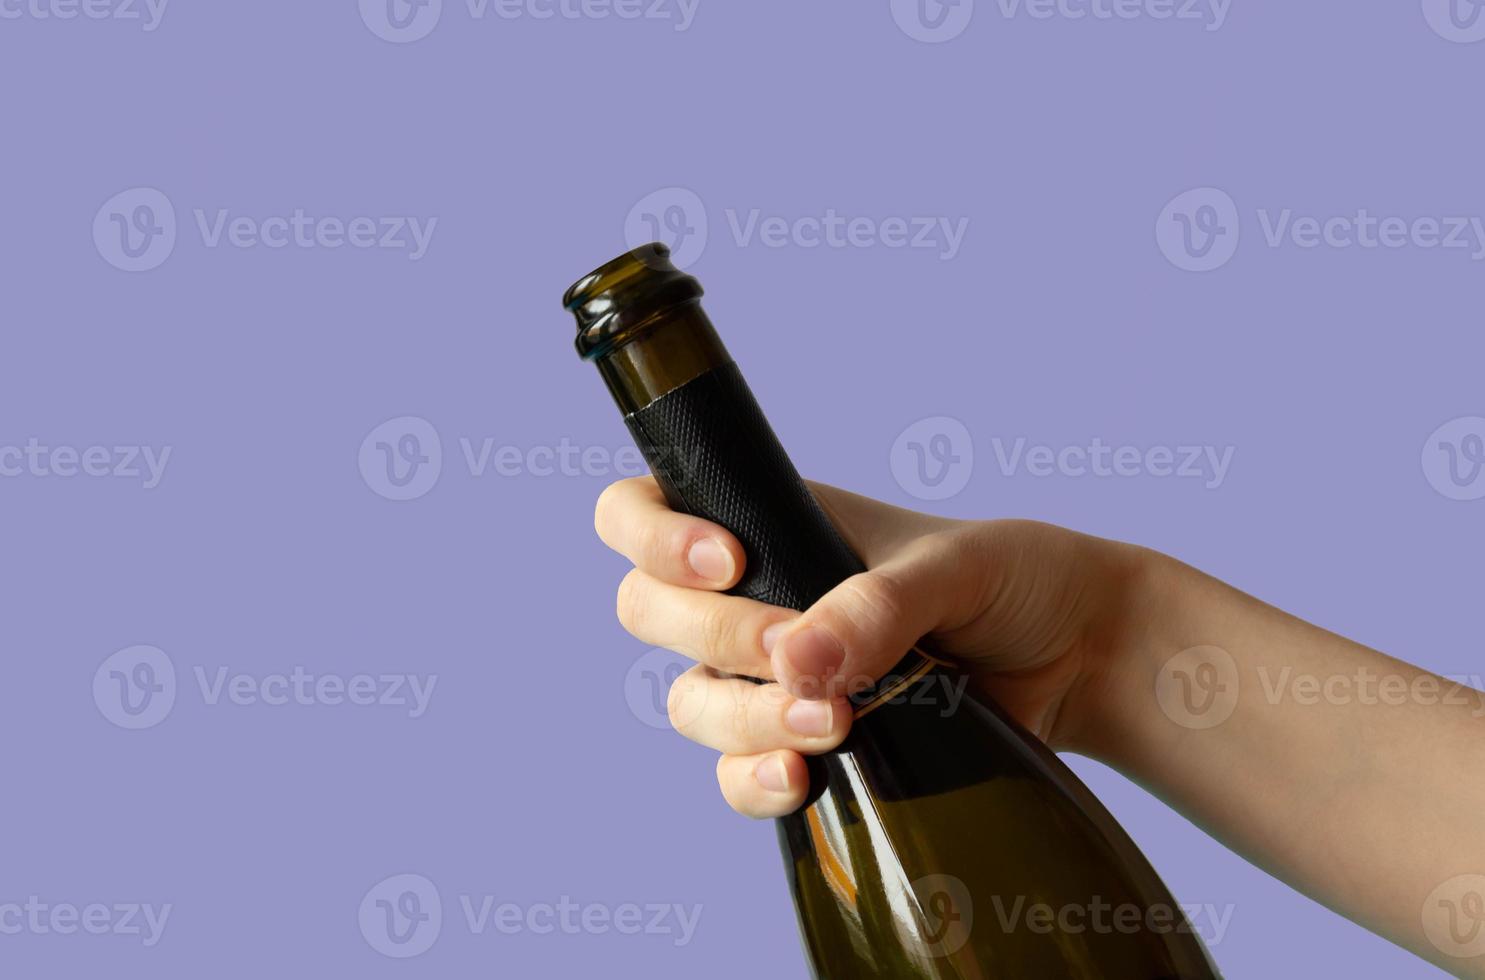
[850,647,954,720]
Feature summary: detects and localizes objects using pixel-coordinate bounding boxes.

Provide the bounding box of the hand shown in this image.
[598,475,1485,975]
[594,476,1152,819]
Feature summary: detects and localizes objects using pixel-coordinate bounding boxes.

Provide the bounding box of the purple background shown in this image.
[1,0,1480,976]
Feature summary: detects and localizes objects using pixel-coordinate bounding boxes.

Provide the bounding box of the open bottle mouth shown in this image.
[563,243,704,361]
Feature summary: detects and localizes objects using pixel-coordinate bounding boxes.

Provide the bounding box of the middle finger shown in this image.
[618,569,795,679]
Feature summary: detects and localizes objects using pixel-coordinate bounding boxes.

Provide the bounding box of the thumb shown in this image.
[768,533,974,701]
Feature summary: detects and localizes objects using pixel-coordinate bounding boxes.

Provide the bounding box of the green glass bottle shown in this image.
[566,245,1220,979]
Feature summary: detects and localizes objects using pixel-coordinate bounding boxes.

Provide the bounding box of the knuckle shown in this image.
[935,525,992,576]
[696,601,736,658]
[843,570,909,628]
[727,687,757,747]
[632,517,671,569]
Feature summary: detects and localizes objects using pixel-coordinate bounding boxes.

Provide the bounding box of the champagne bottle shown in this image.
[565,244,1220,979]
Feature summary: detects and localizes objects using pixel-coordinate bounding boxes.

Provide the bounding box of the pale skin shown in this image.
[596,475,1485,977]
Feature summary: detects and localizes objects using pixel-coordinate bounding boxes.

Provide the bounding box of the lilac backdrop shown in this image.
[2,0,1481,976]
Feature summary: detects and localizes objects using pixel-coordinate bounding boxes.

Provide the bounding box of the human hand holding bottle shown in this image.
[596,475,1485,978]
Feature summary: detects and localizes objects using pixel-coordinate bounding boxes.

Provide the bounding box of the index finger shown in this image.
[594,476,747,590]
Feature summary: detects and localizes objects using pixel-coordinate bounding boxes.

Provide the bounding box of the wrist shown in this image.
[1063,543,1204,767]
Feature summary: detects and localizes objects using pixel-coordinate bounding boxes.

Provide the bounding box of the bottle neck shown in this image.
[595,303,732,415]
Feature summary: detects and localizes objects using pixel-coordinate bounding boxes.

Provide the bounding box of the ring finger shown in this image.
[667,664,852,756]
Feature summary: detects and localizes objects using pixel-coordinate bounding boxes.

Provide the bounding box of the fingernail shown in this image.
[755,755,790,793]
[686,538,733,584]
[761,622,789,655]
[780,626,845,685]
[786,699,835,738]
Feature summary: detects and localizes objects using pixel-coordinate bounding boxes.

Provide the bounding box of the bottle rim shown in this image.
[564,243,704,361]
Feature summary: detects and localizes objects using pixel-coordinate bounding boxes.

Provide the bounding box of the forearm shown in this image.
[1092,552,1485,975]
